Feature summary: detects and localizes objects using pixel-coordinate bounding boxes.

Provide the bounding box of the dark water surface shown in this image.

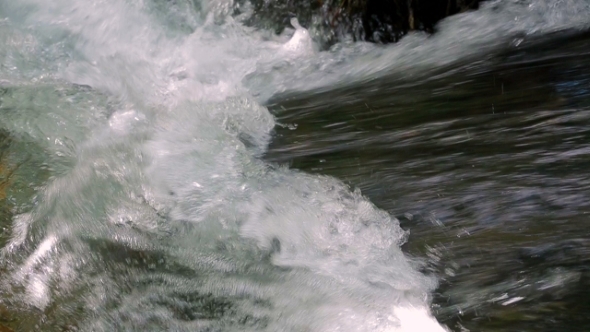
[265,30,590,332]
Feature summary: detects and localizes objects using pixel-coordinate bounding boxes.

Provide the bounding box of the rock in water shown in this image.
[237,0,484,46]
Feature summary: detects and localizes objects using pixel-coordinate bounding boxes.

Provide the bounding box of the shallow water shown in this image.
[0,0,589,331]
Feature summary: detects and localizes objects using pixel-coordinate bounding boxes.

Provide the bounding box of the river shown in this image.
[0,0,589,331]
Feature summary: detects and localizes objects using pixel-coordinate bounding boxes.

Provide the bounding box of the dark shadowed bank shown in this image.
[236,0,483,46]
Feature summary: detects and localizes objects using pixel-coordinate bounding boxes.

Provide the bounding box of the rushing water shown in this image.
[265,29,590,331]
[0,0,589,331]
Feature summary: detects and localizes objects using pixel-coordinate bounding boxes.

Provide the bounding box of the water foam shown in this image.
[245,0,590,101]
[0,0,478,330]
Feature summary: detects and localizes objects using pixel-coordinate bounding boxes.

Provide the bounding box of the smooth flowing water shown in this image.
[0,0,589,331]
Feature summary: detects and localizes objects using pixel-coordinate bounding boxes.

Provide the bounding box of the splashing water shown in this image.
[0,0,589,331]
[0,0,445,330]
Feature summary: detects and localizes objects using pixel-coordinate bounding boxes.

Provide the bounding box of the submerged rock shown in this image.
[0,324,14,332]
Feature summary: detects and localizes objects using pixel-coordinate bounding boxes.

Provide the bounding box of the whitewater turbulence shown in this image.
[0,0,445,331]
[4,0,587,329]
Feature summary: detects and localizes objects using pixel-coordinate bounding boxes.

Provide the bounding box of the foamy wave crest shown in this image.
[0,0,449,330]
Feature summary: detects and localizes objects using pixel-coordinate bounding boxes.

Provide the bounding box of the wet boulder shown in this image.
[236,0,483,45]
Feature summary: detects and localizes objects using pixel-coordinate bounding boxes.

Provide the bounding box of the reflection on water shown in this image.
[265,31,590,331]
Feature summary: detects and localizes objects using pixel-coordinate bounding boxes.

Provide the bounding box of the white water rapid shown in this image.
[0,0,588,331]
